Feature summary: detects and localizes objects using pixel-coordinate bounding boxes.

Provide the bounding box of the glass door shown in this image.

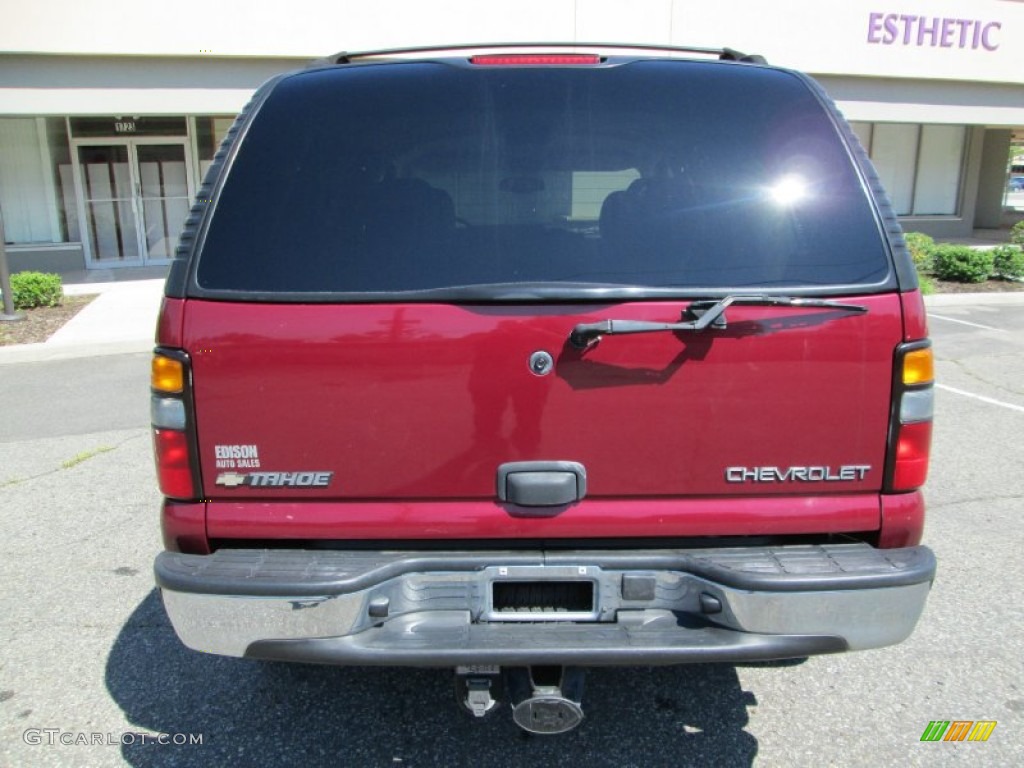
[136,144,191,262]
[75,139,194,266]
[77,143,142,264]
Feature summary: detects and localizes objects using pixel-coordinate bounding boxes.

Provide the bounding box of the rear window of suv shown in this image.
[196,59,891,298]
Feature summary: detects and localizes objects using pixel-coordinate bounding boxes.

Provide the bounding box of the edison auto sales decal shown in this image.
[214,444,261,469]
[212,444,333,488]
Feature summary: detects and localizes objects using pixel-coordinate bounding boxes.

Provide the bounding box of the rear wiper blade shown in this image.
[569,295,868,349]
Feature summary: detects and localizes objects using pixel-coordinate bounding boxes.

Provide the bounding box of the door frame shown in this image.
[71,135,196,268]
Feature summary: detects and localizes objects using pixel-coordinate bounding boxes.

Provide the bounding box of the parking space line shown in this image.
[937,384,1024,414]
[928,314,1005,332]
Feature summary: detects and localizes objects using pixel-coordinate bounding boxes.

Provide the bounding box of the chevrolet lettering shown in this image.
[725,465,873,483]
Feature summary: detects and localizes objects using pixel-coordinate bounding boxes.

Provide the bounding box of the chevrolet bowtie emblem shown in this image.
[215,472,248,488]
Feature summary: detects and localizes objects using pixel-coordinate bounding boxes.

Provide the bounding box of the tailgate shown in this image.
[186,295,901,506]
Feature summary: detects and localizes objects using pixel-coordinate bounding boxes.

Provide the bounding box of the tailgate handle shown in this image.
[497,462,587,507]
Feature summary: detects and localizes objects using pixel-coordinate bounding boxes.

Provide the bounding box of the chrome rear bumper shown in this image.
[156,543,935,666]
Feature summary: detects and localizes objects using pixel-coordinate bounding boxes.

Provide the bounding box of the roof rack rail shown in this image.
[316,43,767,67]
[720,47,768,65]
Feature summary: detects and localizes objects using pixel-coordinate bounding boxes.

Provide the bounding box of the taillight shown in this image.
[885,341,933,492]
[153,429,194,499]
[151,349,198,499]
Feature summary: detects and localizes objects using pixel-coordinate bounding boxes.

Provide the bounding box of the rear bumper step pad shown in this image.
[156,543,935,595]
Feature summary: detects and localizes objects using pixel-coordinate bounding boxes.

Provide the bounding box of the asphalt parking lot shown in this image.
[0,296,1022,767]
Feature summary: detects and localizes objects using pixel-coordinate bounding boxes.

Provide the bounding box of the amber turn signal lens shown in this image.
[152,355,184,393]
[902,347,934,386]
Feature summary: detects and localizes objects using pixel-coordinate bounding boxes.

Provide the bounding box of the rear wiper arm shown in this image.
[569,295,868,349]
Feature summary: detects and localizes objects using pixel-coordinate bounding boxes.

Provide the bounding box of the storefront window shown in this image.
[849,122,872,154]
[871,124,918,215]
[194,116,236,181]
[913,125,965,215]
[852,121,966,216]
[47,118,79,243]
[0,118,74,244]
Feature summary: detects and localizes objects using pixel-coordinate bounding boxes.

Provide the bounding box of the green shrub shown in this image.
[992,245,1024,279]
[10,271,64,309]
[903,232,935,272]
[918,275,935,295]
[1011,220,1024,248]
[930,245,994,284]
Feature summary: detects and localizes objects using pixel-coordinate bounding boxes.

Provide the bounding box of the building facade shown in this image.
[2,0,1022,273]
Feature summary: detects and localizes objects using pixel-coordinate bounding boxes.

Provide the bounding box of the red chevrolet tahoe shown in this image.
[152,45,935,734]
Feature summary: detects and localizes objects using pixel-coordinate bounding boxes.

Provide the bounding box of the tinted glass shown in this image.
[197,61,889,296]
